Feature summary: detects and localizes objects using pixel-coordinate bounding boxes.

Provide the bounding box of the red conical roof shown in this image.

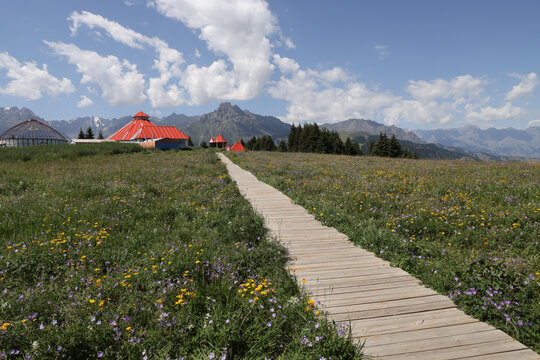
[214,134,227,143]
[107,111,189,141]
[133,111,149,119]
[229,141,245,151]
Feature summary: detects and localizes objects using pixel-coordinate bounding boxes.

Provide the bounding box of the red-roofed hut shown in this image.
[227,141,245,152]
[209,134,228,149]
[107,111,190,149]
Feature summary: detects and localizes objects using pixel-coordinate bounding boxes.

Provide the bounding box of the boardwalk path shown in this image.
[218,153,539,360]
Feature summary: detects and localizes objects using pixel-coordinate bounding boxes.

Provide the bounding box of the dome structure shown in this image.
[0,119,68,147]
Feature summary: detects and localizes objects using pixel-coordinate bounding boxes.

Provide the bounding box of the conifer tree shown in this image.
[78,128,86,139]
[97,130,104,140]
[388,134,402,158]
[85,127,95,139]
[278,139,288,152]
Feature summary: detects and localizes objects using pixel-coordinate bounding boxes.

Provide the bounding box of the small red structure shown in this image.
[209,134,228,149]
[107,111,190,149]
[227,141,245,152]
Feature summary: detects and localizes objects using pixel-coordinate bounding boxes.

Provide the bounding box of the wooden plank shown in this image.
[379,338,529,360]
[365,330,509,357]
[348,309,478,338]
[309,279,424,297]
[363,322,496,347]
[330,299,456,322]
[456,349,540,360]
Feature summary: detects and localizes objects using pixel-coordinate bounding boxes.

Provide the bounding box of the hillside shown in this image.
[348,132,513,161]
[415,125,540,159]
[322,118,424,143]
[186,102,290,145]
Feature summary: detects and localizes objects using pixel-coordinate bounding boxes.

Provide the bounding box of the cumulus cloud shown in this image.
[375,45,389,60]
[45,41,146,106]
[77,95,93,107]
[527,119,540,127]
[269,55,398,123]
[505,72,538,101]
[467,102,524,122]
[149,0,278,104]
[68,10,185,107]
[0,51,75,100]
[383,75,491,125]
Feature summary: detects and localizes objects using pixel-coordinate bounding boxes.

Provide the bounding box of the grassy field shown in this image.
[227,151,540,352]
[0,146,362,359]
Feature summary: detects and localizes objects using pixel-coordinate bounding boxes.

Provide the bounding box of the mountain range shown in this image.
[415,125,540,159]
[0,104,538,160]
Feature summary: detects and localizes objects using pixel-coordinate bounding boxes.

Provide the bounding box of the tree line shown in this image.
[368,132,418,158]
[78,127,104,140]
[287,123,361,155]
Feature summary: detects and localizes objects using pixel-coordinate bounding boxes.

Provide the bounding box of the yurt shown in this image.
[0,119,68,147]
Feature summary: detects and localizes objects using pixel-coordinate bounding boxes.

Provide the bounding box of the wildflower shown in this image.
[97,351,104,358]
[89,299,95,303]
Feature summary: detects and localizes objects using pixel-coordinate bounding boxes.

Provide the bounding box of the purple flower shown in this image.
[97,351,104,358]
[266,322,272,327]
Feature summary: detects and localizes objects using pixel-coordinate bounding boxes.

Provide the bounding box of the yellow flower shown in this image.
[99,300,105,307]
[89,299,95,303]
[0,322,10,330]
[126,327,132,331]
[302,278,306,283]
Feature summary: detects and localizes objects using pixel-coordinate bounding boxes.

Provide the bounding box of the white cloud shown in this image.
[0,52,75,100]
[45,41,146,106]
[467,102,524,122]
[527,119,540,127]
[284,37,296,49]
[77,95,93,107]
[383,75,491,125]
[68,10,185,107]
[194,49,201,58]
[505,72,538,101]
[149,0,278,104]
[405,75,488,102]
[375,45,389,60]
[269,55,398,123]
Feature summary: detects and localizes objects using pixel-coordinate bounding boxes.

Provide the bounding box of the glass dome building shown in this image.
[0,119,68,147]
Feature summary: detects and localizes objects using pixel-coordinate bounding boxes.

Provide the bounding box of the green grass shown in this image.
[0,142,144,162]
[227,151,540,353]
[0,148,362,359]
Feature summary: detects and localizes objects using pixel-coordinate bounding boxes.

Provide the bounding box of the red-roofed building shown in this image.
[227,141,245,152]
[209,134,227,149]
[107,111,190,149]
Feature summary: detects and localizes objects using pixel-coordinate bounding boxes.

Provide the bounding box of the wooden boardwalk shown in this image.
[218,153,539,360]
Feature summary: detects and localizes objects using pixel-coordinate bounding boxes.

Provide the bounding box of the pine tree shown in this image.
[200,141,208,149]
[97,130,104,140]
[240,138,245,148]
[78,128,86,139]
[388,134,402,158]
[278,139,288,152]
[85,127,95,139]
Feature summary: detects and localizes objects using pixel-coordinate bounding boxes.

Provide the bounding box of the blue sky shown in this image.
[1,0,539,129]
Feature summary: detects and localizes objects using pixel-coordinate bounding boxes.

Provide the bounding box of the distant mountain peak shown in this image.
[322,118,425,143]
